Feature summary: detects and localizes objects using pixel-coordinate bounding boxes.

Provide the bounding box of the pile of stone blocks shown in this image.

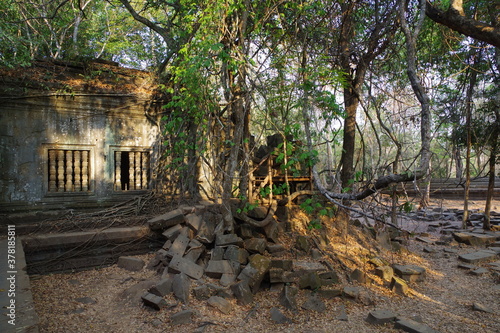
[136,203,342,318]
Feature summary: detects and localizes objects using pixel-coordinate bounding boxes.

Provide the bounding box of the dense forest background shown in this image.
[1,0,499,230]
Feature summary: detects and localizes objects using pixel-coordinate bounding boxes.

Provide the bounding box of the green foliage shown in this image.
[400,201,414,213]
[307,219,322,230]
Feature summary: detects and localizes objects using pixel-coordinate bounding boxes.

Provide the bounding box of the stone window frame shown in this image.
[110,146,151,192]
[43,143,95,196]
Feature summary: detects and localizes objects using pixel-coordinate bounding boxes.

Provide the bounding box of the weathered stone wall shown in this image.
[0,60,161,217]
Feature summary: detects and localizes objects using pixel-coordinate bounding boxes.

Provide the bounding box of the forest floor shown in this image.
[30,197,500,333]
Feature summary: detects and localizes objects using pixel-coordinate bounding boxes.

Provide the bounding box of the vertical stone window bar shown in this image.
[134,152,142,190]
[81,151,89,191]
[65,150,73,191]
[48,150,57,192]
[57,150,65,192]
[115,151,122,191]
[114,151,150,191]
[74,151,81,191]
[48,149,90,192]
[141,153,149,189]
[129,152,135,190]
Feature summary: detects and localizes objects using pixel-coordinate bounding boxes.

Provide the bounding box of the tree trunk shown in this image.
[484,133,497,231]
[399,0,432,208]
[462,51,480,228]
[485,46,500,230]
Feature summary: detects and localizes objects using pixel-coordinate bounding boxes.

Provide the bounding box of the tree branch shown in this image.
[425,1,500,48]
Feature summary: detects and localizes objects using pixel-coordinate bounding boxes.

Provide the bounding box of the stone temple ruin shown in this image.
[0,59,161,220]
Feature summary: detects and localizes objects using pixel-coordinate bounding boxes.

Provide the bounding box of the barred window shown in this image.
[114,151,150,191]
[48,149,91,192]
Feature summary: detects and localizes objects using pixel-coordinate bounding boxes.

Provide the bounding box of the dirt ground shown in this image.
[30,198,500,333]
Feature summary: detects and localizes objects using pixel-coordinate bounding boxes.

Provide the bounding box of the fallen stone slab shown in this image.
[343,286,360,299]
[220,273,237,287]
[211,246,225,260]
[293,260,327,273]
[350,268,371,284]
[237,254,271,293]
[231,280,254,305]
[172,273,191,304]
[366,309,398,325]
[270,307,292,324]
[336,304,348,321]
[299,271,322,290]
[267,243,286,254]
[117,256,145,272]
[207,296,232,314]
[244,238,267,254]
[169,255,204,280]
[375,266,394,281]
[148,209,185,231]
[271,259,293,271]
[368,257,389,268]
[171,309,194,325]
[295,235,311,253]
[195,220,215,244]
[301,294,326,312]
[459,250,498,264]
[472,302,494,313]
[470,267,489,275]
[423,246,437,253]
[453,232,497,246]
[488,247,500,254]
[394,318,439,333]
[205,260,234,279]
[263,219,280,242]
[279,285,298,310]
[238,224,254,239]
[393,264,426,282]
[457,263,477,270]
[141,292,168,310]
[317,289,342,299]
[390,277,409,296]
[184,240,205,262]
[319,271,340,285]
[75,296,96,304]
[161,224,184,240]
[185,213,203,231]
[416,236,435,244]
[270,268,291,284]
[216,233,244,246]
[224,245,249,264]
[149,278,173,297]
[193,284,220,300]
[167,233,190,258]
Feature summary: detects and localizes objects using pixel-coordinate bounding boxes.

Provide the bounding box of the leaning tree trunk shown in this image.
[484,130,498,231]
[399,0,432,208]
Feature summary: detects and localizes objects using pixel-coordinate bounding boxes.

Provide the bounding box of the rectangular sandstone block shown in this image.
[167,234,190,258]
[205,260,234,278]
[148,209,185,231]
[169,255,204,280]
